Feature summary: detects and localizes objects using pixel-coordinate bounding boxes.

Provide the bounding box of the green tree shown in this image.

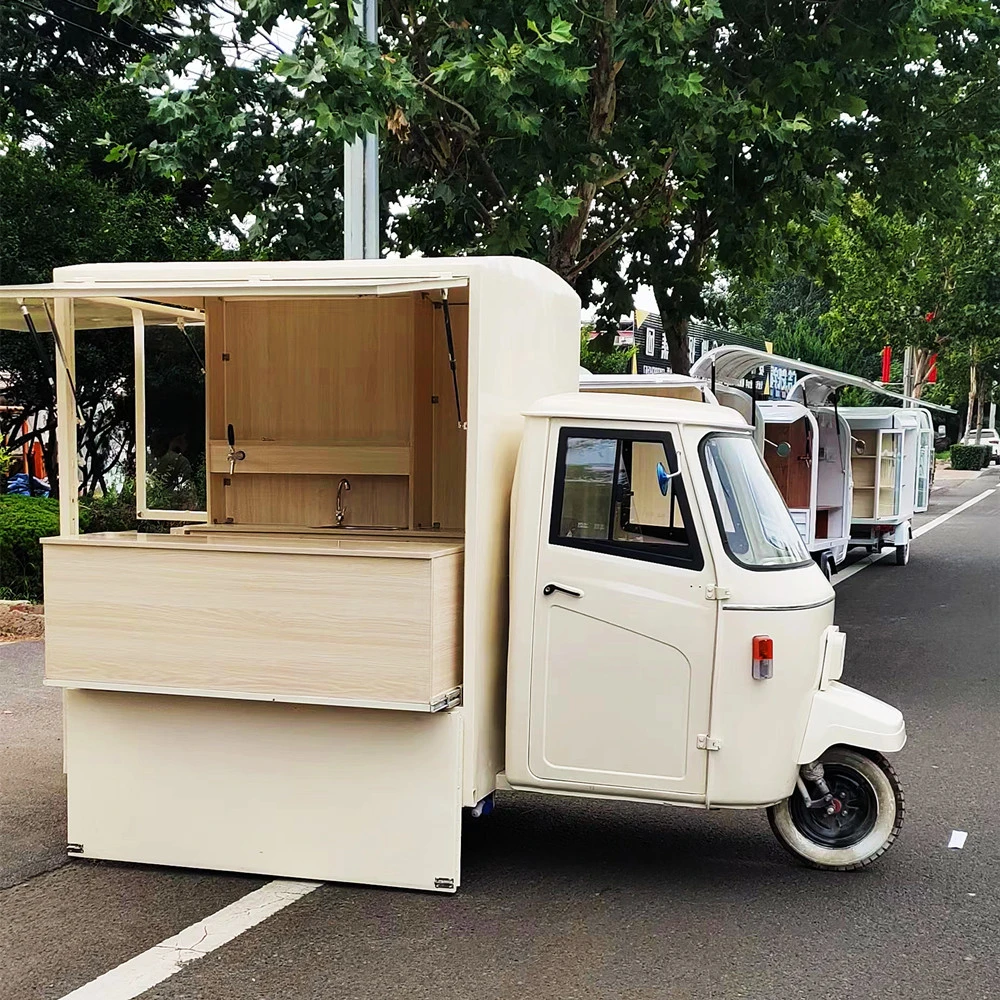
[0,1,225,495]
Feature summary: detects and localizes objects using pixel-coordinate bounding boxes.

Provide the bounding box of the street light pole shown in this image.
[344,0,379,260]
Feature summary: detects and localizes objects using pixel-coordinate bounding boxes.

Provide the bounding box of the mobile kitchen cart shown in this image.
[0,257,578,892]
[0,259,913,887]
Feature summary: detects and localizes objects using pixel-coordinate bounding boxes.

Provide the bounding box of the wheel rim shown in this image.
[789,764,879,848]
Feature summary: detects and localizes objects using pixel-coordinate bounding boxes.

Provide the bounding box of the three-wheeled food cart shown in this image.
[0,257,908,889]
[840,407,925,565]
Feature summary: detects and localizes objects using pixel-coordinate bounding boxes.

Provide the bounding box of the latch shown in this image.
[705,585,731,601]
[697,734,721,751]
[434,877,455,890]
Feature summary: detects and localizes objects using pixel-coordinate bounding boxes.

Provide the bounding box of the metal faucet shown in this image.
[336,478,351,526]
[226,424,246,475]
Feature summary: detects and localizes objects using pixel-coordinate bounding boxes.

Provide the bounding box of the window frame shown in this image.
[549,426,704,571]
[699,431,813,573]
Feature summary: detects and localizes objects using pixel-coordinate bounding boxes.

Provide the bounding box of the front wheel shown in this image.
[768,747,904,871]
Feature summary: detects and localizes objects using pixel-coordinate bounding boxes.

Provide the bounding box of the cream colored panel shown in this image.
[538,607,691,782]
[65,691,463,891]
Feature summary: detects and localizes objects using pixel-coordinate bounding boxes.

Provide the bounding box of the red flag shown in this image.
[881,346,892,383]
[927,353,938,384]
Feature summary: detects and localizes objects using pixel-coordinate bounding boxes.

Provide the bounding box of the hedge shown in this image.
[0,496,91,602]
[950,444,992,471]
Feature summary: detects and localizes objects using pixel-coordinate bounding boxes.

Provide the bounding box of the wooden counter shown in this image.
[42,531,464,711]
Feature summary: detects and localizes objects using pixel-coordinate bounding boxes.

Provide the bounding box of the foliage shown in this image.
[579,329,634,375]
[820,188,1000,397]
[950,444,991,470]
[102,0,1000,366]
[0,496,91,602]
[0,446,11,477]
[0,1,227,497]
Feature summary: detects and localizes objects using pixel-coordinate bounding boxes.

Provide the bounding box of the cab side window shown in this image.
[551,428,702,570]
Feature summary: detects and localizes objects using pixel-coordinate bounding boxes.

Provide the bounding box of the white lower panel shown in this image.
[65,690,463,892]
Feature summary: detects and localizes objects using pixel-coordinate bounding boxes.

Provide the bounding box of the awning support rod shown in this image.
[37,301,84,425]
[441,290,466,429]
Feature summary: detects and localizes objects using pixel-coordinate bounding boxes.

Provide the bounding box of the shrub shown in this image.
[950,444,991,470]
[0,496,91,602]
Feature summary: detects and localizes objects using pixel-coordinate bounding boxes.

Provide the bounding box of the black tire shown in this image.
[768,747,905,871]
[895,541,910,566]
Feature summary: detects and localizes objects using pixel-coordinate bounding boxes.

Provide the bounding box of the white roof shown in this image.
[526,391,749,429]
[691,346,955,414]
[579,372,708,388]
[0,256,571,330]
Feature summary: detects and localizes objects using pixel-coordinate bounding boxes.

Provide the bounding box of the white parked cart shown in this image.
[0,258,911,889]
[840,407,925,565]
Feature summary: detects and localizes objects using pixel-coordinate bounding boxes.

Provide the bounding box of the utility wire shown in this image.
[10,0,148,51]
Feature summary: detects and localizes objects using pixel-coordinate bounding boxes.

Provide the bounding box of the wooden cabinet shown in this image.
[43,532,463,711]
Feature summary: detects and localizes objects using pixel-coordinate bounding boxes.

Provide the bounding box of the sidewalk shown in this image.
[0,640,65,888]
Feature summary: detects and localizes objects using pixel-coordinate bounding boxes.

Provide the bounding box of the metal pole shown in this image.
[343,0,379,260]
[902,345,915,405]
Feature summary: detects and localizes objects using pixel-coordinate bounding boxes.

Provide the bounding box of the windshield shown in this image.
[701,434,812,570]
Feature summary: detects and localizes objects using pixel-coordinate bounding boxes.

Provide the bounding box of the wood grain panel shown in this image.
[44,542,462,705]
[223,297,414,445]
[411,296,435,529]
[431,551,464,696]
[208,441,410,477]
[432,302,468,531]
[226,474,409,527]
[764,418,811,509]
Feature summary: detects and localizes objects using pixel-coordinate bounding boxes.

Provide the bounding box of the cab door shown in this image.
[527,424,718,800]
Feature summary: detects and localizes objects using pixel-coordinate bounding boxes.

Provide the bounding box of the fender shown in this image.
[798,681,907,764]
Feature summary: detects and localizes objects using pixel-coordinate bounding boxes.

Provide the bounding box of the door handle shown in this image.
[543,583,584,599]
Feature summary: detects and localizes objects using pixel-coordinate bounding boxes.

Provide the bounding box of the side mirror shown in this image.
[656,461,681,495]
[764,439,792,458]
[853,438,866,456]
[937,425,946,435]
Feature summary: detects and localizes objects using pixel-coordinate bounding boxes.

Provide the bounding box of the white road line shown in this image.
[58,879,321,1000]
[835,487,997,587]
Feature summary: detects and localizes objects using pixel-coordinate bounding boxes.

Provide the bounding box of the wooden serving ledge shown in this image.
[42,530,464,712]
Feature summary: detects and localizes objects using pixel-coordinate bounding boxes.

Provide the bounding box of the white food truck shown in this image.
[0,257,907,892]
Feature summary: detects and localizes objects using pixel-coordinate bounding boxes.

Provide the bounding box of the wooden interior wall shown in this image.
[204,298,227,524]
[431,301,469,531]
[411,297,435,529]
[764,419,812,509]
[215,296,415,527]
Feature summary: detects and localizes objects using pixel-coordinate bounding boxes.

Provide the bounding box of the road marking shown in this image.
[835,487,997,587]
[57,879,321,1000]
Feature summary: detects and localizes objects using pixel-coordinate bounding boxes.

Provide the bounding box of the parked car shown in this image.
[961,427,1000,464]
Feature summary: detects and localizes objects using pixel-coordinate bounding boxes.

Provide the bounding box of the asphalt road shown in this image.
[2,470,998,1000]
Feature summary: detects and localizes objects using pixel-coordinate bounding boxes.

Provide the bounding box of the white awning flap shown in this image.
[691,346,955,414]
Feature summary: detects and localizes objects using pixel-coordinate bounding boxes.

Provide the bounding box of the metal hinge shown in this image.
[67,843,84,854]
[705,585,731,601]
[222,352,230,361]
[434,877,455,890]
[431,395,440,403]
[430,687,462,712]
[696,735,721,751]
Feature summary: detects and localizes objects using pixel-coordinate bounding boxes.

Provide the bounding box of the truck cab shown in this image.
[505,393,852,809]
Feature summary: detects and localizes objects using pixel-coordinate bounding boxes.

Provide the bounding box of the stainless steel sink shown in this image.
[309,525,407,531]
